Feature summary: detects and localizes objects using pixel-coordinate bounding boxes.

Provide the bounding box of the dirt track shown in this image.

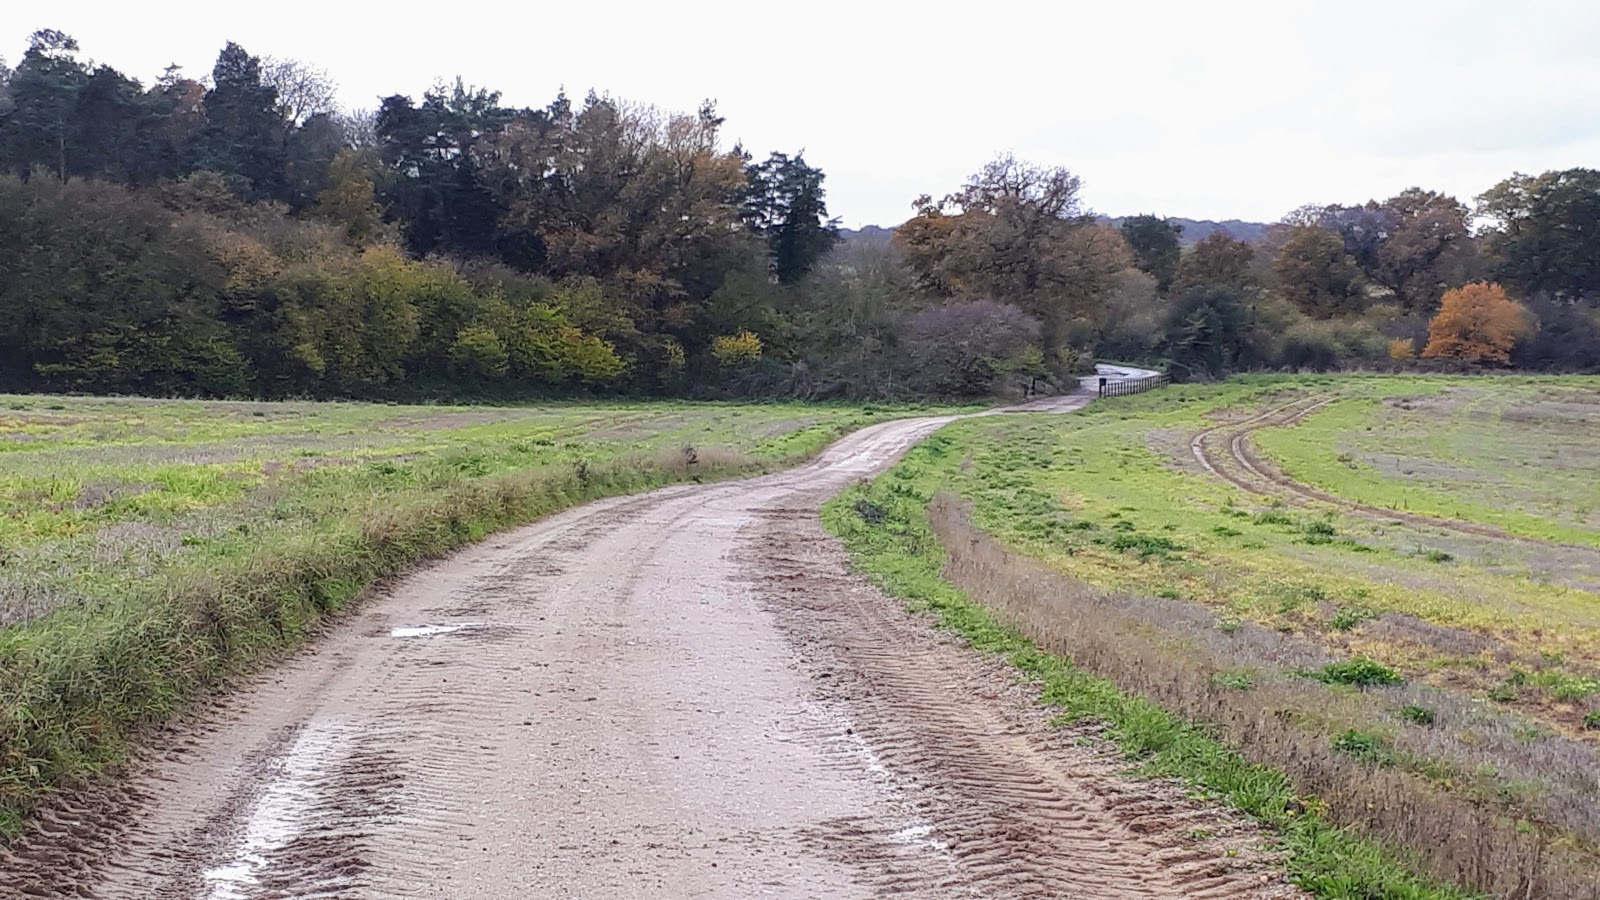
[2,392,1296,898]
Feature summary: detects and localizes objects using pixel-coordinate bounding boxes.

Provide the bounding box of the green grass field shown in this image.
[0,394,953,831]
[1252,378,1600,546]
[826,373,1600,899]
[924,376,1600,718]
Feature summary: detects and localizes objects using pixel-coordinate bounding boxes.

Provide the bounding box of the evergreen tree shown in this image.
[195,43,287,201]
[741,152,840,284]
[375,81,514,258]
[1119,214,1182,293]
[0,30,89,179]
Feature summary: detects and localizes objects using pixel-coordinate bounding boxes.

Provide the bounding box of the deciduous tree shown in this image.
[1478,169,1600,304]
[1313,191,1472,313]
[1421,282,1529,364]
[261,57,337,127]
[1171,232,1256,294]
[894,154,1127,371]
[1272,225,1366,318]
[1373,189,1472,312]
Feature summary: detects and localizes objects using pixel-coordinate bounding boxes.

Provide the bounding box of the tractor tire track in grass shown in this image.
[1191,392,1597,551]
[0,388,1291,899]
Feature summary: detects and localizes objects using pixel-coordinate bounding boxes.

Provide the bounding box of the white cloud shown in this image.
[8,0,1599,226]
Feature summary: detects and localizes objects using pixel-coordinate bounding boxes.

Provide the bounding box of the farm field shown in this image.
[828,374,1600,899]
[0,394,951,830]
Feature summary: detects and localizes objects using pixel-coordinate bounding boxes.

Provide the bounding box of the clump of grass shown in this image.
[1419,548,1454,564]
[1108,533,1183,560]
[1533,671,1600,702]
[1400,705,1437,726]
[1488,681,1520,703]
[1310,657,1404,688]
[1329,605,1377,631]
[1214,671,1255,691]
[1332,729,1394,767]
[1254,510,1295,526]
[1301,519,1339,545]
[1212,525,1243,538]
[1584,712,1600,731]
[853,498,889,525]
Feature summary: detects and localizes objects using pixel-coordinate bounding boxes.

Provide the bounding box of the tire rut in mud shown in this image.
[745,508,1298,899]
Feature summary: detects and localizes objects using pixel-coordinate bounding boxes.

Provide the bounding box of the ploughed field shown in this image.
[0,394,943,830]
[833,374,1600,898]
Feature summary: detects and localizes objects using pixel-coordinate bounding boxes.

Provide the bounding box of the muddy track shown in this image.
[1190,394,1590,549]
[3,388,1296,899]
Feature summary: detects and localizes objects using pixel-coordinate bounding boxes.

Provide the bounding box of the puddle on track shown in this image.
[202,723,351,899]
[389,623,483,638]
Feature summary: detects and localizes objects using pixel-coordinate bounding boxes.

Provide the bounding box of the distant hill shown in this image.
[1098,216,1269,247]
[837,224,896,247]
[841,217,1269,249]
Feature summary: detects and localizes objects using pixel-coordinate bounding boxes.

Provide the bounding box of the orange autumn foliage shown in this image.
[1421,282,1529,364]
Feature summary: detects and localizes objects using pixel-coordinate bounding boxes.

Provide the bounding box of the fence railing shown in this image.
[1097,374,1169,398]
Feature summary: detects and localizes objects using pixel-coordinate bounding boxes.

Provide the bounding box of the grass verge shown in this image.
[822,445,1479,900]
[0,440,802,836]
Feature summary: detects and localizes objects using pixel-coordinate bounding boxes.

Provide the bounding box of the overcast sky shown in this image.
[9,1,1600,228]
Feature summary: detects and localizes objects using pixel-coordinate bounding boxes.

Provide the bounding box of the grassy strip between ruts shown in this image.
[0,444,795,836]
[821,468,1478,900]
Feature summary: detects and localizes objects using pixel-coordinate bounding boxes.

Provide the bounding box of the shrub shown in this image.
[904,300,1041,396]
[710,330,763,368]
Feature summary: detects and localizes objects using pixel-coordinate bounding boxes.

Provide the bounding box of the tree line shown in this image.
[1,29,1597,400]
[1099,172,1600,378]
